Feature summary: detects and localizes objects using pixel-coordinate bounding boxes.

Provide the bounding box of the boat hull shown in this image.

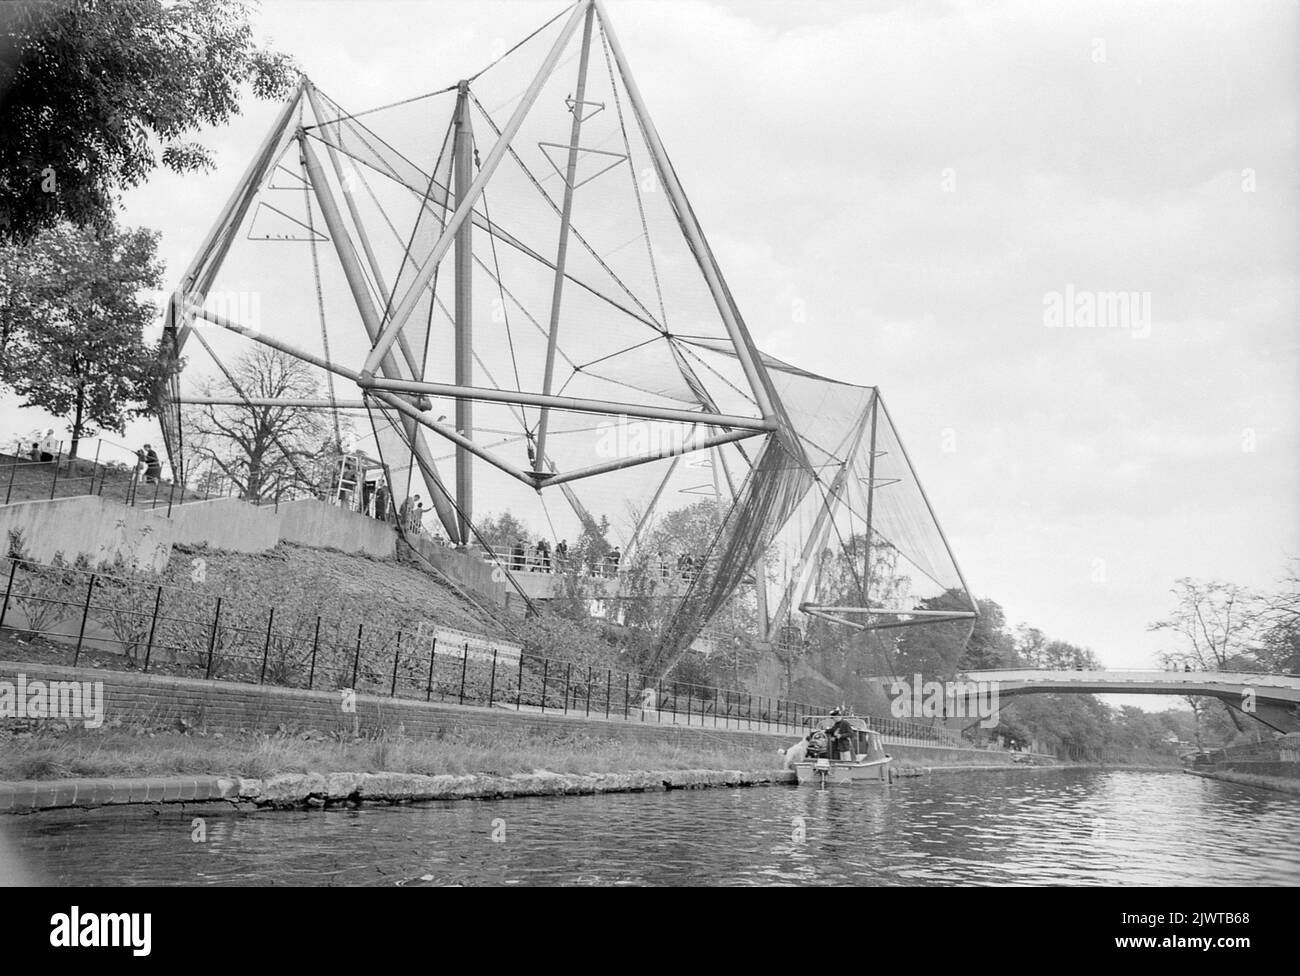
[793,756,891,786]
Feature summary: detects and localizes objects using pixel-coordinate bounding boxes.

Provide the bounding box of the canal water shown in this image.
[3,770,1298,886]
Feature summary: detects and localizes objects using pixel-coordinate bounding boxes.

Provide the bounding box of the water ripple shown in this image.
[2,770,1297,886]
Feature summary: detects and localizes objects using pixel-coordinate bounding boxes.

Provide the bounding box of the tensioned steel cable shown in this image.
[467,91,664,333]
[465,2,577,83]
[477,178,530,433]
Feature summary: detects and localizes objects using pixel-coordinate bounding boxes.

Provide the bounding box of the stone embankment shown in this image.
[0,768,797,814]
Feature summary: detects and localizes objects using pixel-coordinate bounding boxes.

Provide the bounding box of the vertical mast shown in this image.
[453,81,474,542]
[535,1,597,473]
[862,390,879,605]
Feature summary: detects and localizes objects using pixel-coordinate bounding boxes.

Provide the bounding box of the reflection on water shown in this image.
[3,770,1298,886]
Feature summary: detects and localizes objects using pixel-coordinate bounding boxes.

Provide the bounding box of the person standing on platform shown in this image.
[401,494,425,534]
[142,444,162,484]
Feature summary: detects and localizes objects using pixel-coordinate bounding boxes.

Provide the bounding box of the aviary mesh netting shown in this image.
[155,0,976,673]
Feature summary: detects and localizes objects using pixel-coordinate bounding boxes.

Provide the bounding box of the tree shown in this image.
[0,221,162,457]
[892,594,1013,680]
[182,346,332,503]
[0,0,297,242]
[1256,562,1300,674]
[1149,578,1262,734]
[475,511,535,552]
[1149,578,1259,672]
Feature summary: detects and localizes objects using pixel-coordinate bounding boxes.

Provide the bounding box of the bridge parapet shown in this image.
[958,669,1300,697]
[956,670,1300,691]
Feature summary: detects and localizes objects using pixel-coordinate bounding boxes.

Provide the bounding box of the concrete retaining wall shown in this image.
[0,494,396,573]
[405,535,507,607]
[278,499,395,559]
[0,658,790,749]
[1185,766,1300,796]
[0,496,172,571]
[165,497,280,553]
[0,659,1035,767]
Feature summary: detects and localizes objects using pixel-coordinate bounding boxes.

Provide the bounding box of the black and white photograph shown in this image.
[0,0,1296,918]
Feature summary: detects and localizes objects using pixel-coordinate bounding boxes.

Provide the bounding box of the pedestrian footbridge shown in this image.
[959,669,1300,732]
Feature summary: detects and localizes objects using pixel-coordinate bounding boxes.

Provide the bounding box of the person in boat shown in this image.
[826,708,855,761]
[804,729,829,758]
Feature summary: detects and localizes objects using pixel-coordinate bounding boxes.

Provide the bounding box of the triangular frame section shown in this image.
[158,0,788,544]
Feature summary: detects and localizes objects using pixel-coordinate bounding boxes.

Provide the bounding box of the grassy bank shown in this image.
[0,724,781,782]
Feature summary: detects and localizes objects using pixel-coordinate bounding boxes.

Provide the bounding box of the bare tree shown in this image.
[1149,578,1262,735]
[1256,561,1300,674]
[183,347,336,503]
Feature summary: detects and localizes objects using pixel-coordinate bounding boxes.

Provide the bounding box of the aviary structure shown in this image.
[155,0,977,674]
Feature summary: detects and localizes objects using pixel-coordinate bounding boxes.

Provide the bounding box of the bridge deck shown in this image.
[957,669,1300,703]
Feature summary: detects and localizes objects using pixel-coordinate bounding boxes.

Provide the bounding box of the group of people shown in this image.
[502,539,625,576]
[507,538,570,573]
[11,430,165,485]
[350,478,428,537]
[13,429,59,463]
[485,541,707,580]
[352,476,392,524]
[331,457,427,537]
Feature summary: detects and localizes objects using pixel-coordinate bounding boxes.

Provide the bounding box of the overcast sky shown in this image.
[4,0,1296,683]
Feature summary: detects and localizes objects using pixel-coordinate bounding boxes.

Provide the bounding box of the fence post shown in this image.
[351,623,363,688]
[259,607,275,684]
[72,573,96,664]
[458,642,468,704]
[151,478,161,509]
[425,637,438,702]
[623,673,629,720]
[515,653,524,710]
[48,449,61,500]
[585,665,592,717]
[143,585,162,673]
[0,559,17,631]
[488,649,498,707]
[308,616,321,690]
[166,478,177,517]
[715,687,720,728]
[85,443,97,495]
[205,597,222,679]
[390,631,402,697]
[747,692,752,730]
[605,669,611,719]
[562,662,571,715]
[685,686,691,726]
[656,678,662,723]
[540,659,549,713]
[4,459,16,505]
